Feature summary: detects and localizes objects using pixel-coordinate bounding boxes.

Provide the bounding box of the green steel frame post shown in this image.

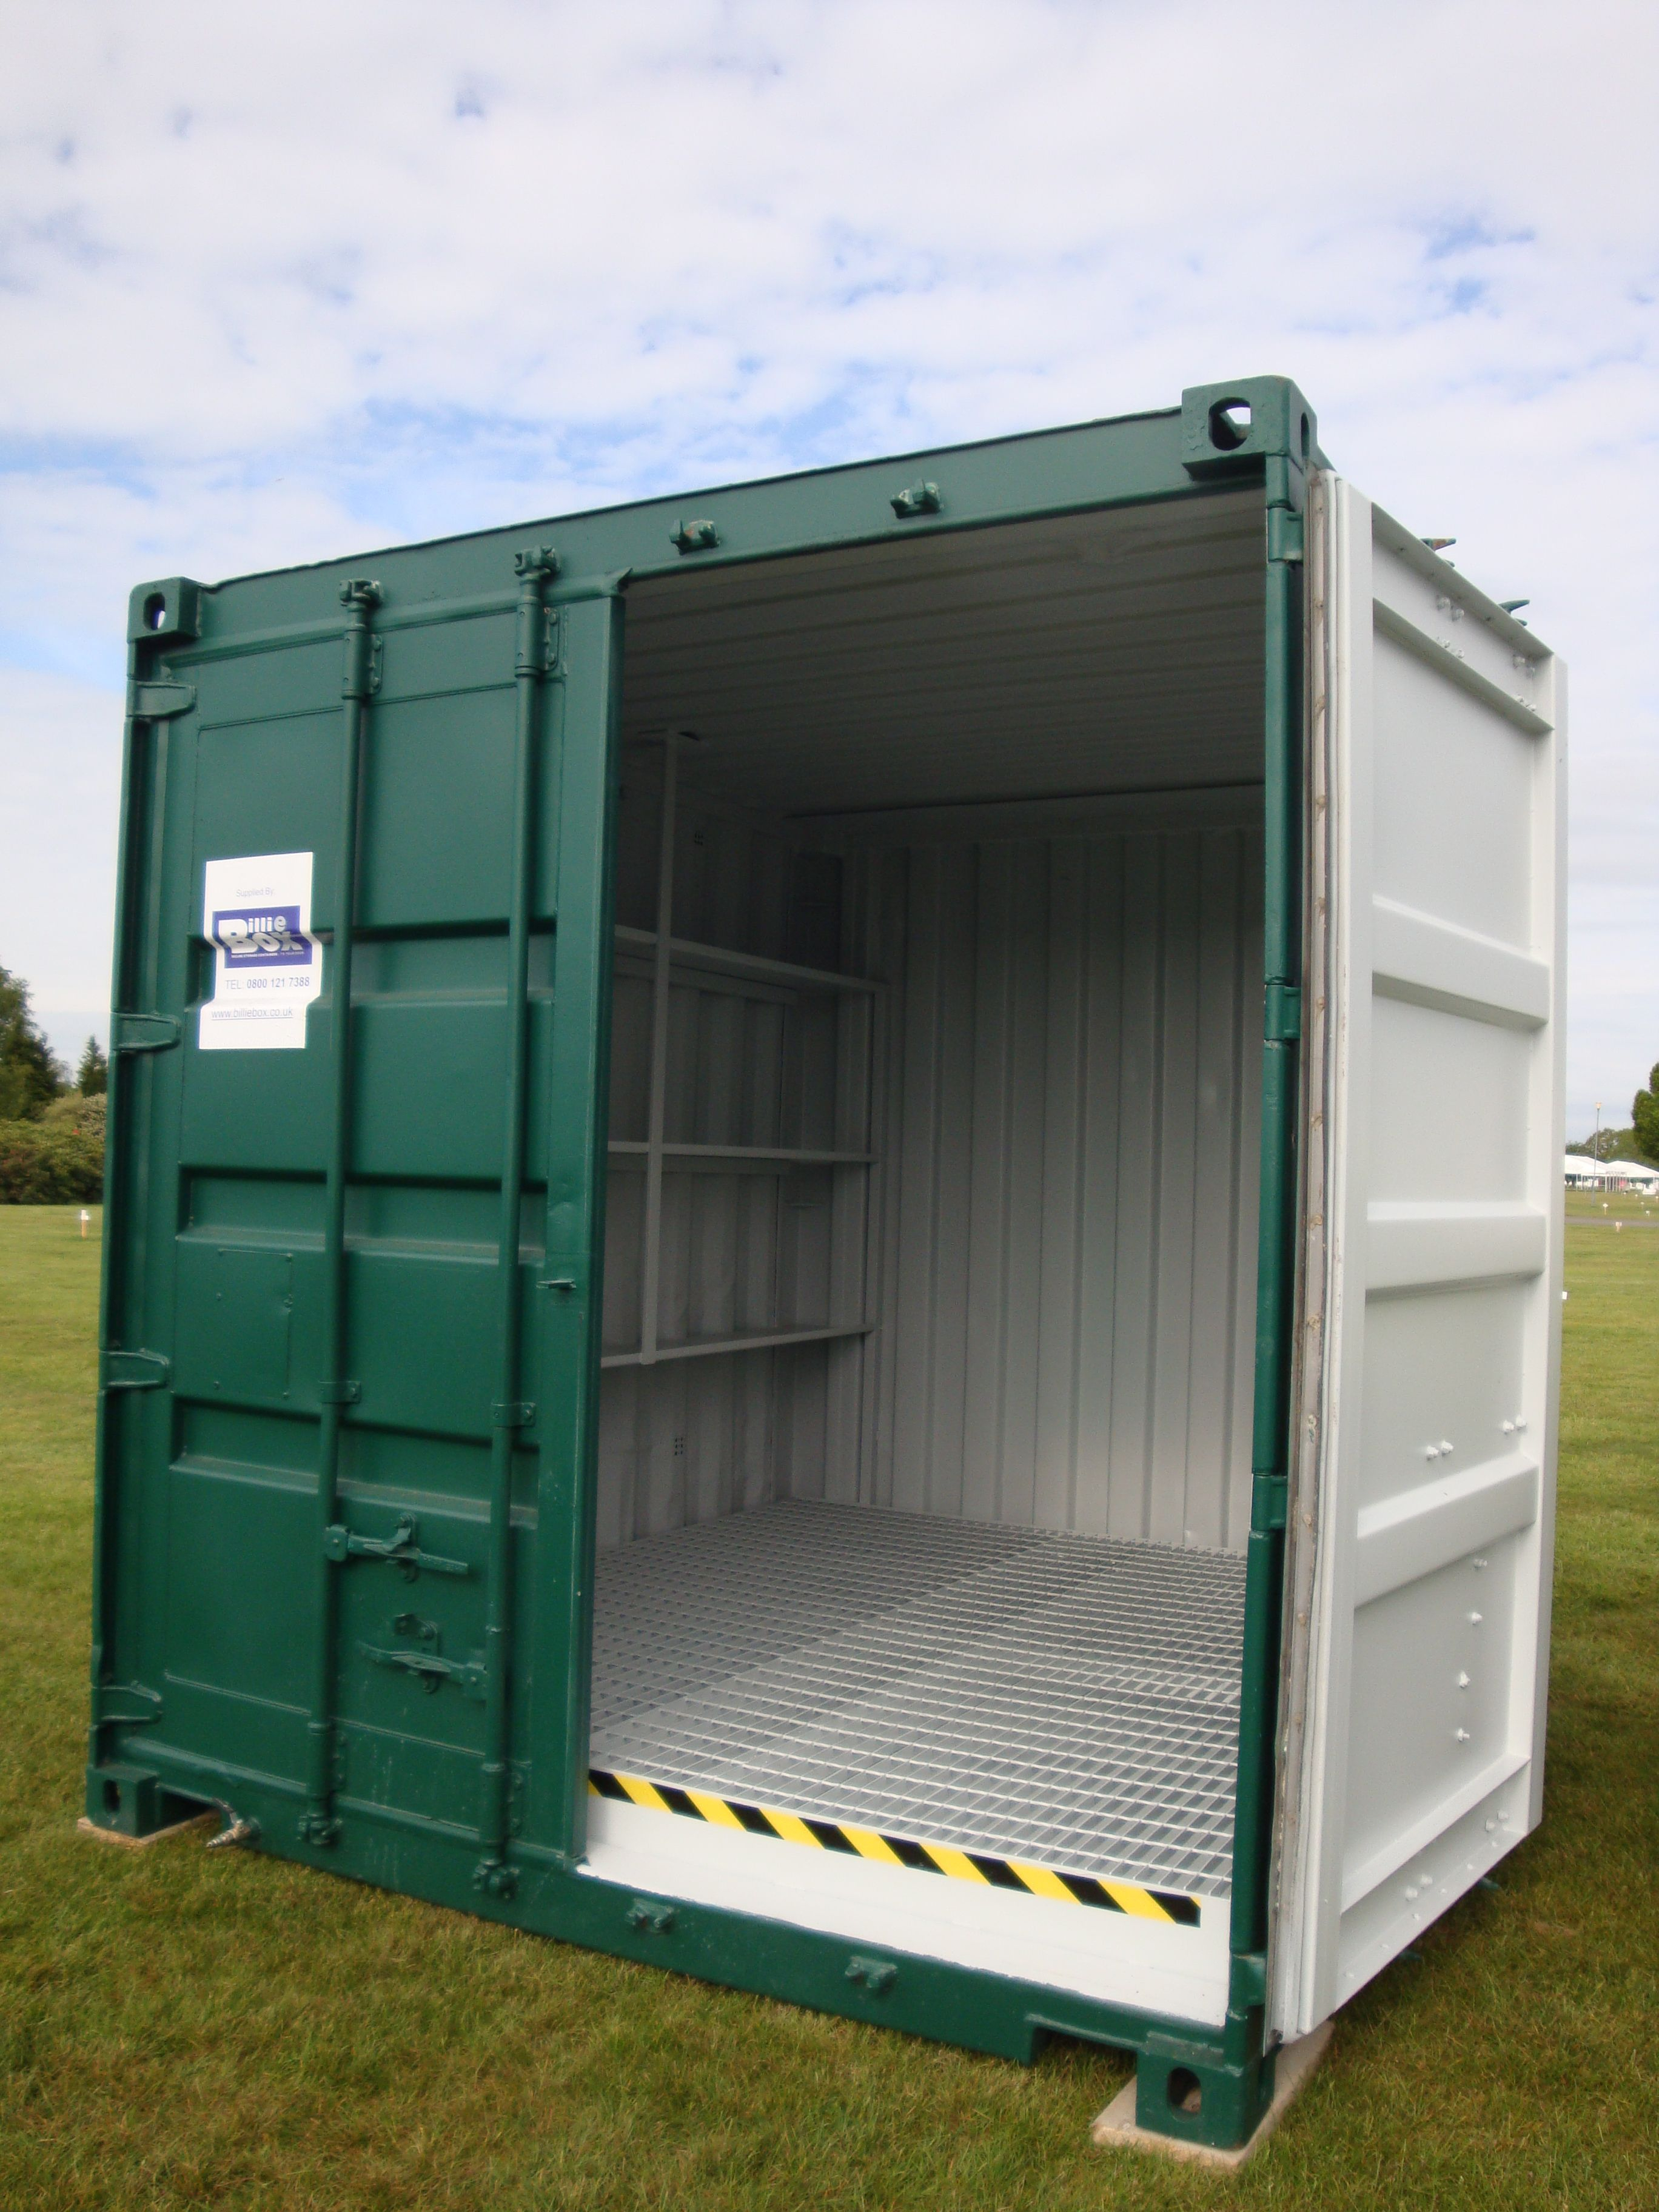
[89,635,150,1758]
[475,546,560,1898]
[86,579,204,1835]
[529,581,626,1863]
[1127,379,1315,2149]
[301,577,381,1848]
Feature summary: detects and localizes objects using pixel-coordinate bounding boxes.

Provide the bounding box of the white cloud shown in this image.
[0,667,122,1019]
[1,0,1655,1127]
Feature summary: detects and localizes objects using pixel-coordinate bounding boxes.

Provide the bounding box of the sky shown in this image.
[2,0,1655,1134]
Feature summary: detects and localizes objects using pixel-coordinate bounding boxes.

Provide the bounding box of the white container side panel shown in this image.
[861,822,1262,1550]
[1274,476,1565,2037]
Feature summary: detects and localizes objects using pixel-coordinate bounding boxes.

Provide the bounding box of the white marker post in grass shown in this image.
[79,1210,89,1239]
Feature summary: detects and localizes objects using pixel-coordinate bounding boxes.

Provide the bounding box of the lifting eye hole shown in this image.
[1299,411,1312,460]
[1167,2066,1203,2115]
[144,592,169,632]
[1208,399,1251,451]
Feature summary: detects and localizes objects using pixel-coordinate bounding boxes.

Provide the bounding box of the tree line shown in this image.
[0,966,107,1203]
[1566,1064,1659,1170]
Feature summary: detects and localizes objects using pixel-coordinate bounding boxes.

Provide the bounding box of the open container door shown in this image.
[1273,473,1566,2038]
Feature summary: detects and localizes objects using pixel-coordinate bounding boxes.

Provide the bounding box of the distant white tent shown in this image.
[1564,1153,1659,1189]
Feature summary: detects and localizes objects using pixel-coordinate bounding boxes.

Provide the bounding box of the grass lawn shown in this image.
[1565,1187,1659,1227]
[1,1204,1654,2210]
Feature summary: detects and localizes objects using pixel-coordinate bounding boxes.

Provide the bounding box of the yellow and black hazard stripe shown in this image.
[589,1768,1201,1926]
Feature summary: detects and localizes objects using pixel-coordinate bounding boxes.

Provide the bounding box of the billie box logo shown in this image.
[212,906,312,967]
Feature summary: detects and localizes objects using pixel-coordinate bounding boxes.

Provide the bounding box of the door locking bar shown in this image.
[323,1515,469,1581]
[357,1641,486,1699]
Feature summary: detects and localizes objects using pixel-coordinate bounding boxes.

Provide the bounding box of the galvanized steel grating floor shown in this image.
[591,1501,1246,1897]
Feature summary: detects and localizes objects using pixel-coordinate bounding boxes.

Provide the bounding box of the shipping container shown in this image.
[87,377,1564,2153]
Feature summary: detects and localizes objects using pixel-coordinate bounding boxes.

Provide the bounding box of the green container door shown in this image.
[90,562,624,1884]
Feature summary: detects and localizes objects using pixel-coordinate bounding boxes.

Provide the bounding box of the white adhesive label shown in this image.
[198,851,322,1051]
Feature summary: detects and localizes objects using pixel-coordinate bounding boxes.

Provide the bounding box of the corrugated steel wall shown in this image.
[595,779,1263,1556]
[595,772,859,1552]
[856,822,1262,1553]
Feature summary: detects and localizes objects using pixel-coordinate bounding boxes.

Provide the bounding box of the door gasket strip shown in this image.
[589,1768,1202,1926]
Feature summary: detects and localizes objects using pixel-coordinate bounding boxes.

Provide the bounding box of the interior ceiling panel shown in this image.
[621,487,1265,817]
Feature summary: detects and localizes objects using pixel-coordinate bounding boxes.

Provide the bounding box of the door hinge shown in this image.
[323,1514,469,1581]
[670,519,720,554]
[491,1400,535,1429]
[1267,508,1305,563]
[890,480,943,519]
[129,680,198,721]
[92,1682,164,1726]
[1230,1951,1270,2008]
[1264,982,1302,1042]
[112,1011,181,1054]
[101,1348,170,1392]
[1252,1473,1290,1532]
[358,1640,487,1700]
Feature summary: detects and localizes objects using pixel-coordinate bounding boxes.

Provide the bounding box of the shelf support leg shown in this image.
[640,735,679,1367]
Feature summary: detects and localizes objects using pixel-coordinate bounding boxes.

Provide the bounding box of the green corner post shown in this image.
[529,573,629,1866]
[84,576,205,1840]
[1124,378,1315,2151]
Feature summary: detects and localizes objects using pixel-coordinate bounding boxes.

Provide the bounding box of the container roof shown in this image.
[623,487,1264,818]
